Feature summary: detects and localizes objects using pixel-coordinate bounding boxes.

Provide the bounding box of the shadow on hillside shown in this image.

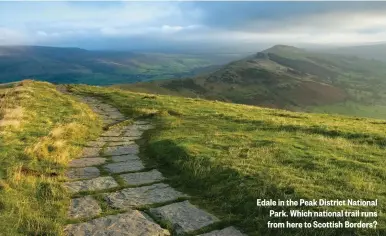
[220,115,386,148]
[142,137,360,236]
[264,123,385,148]
[272,113,307,119]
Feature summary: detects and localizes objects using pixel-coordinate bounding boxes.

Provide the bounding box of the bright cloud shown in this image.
[0,27,28,44]
[0,2,386,51]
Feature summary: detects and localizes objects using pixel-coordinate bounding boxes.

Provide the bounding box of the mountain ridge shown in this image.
[117,44,386,118]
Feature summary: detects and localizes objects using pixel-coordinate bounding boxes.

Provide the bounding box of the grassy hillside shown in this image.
[118,45,386,119]
[0,81,102,235]
[70,84,386,236]
[0,46,233,85]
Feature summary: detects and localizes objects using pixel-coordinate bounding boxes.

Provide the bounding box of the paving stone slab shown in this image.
[64,210,170,236]
[85,141,105,148]
[122,129,143,137]
[97,136,139,142]
[69,158,106,168]
[103,119,116,125]
[98,104,115,110]
[68,196,101,219]
[65,176,118,193]
[104,160,145,174]
[198,227,246,236]
[112,154,141,162]
[149,200,219,235]
[105,109,121,113]
[104,107,120,111]
[108,117,125,123]
[135,124,154,131]
[106,141,135,147]
[98,111,109,115]
[83,97,98,102]
[105,183,186,209]
[104,109,121,113]
[81,147,101,158]
[66,167,100,180]
[101,129,122,137]
[103,145,139,156]
[109,114,125,120]
[134,121,150,125]
[102,107,120,112]
[106,110,123,115]
[120,169,165,185]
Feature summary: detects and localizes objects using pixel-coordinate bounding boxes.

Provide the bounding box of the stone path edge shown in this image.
[63,94,246,236]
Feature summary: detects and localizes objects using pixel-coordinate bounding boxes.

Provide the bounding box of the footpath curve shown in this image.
[64,95,246,236]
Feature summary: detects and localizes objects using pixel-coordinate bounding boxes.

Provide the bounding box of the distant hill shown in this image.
[118,45,386,119]
[319,43,386,62]
[0,46,235,85]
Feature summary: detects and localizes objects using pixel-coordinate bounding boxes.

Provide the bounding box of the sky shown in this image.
[1,1,386,53]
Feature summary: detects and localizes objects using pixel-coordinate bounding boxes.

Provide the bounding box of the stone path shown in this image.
[64,96,246,236]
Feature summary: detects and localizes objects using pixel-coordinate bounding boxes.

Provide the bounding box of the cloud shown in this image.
[0,2,386,51]
[161,25,184,32]
[100,24,203,37]
[36,31,48,37]
[186,2,386,47]
[0,27,28,45]
[253,11,386,34]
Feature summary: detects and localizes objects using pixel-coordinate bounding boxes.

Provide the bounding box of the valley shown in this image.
[0,46,235,85]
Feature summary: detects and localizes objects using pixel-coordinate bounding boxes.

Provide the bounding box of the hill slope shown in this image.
[1,80,385,235]
[119,45,386,119]
[0,46,233,85]
[70,83,385,236]
[0,81,102,235]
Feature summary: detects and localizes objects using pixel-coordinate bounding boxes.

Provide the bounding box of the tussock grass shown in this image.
[0,80,102,235]
[70,84,386,236]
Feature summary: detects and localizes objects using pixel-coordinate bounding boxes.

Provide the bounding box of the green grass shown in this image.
[70,84,386,236]
[0,80,102,235]
[309,102,386,120]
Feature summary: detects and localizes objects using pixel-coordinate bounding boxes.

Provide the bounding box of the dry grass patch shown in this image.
[0,106,24,128]
[25,122,88,165]
[0,80,102,235]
